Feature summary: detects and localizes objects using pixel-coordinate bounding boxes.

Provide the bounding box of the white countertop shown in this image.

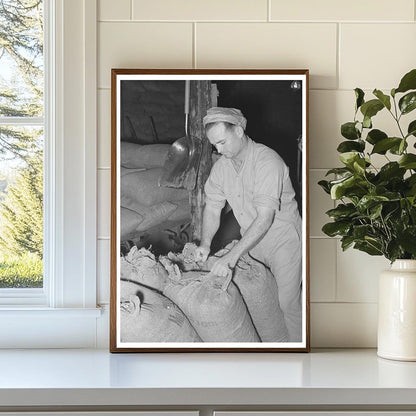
[0,348,416,408]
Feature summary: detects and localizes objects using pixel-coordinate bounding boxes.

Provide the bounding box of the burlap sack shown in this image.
[167,241,287,342]
[120,246,169,291]
[135,202,177,232]
[121,142,170,169]
[121,168,188,207]
[120,280,201,343]
[167,242,230,272]
[120,207,143,241]
[166,198,191,223]
[233,254,288,342]
[163,272,260,342]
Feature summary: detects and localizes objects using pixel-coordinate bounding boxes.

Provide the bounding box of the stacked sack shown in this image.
[120,142,191,241]
[119,242,287,343]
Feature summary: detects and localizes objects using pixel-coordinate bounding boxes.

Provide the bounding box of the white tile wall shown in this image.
[309,90,354,169]
[96,1,416,348]
[99,0,131,21]
[309,170,334,237]
[336,246,390,303]
[270,0,415,22]
[196,23,338,89]
[310,239,336,302]
[339,24,416,90]
[132,0,268,21]
[98,22,193,88]
[311,303,378,347]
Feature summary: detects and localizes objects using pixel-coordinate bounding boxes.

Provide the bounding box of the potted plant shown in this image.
[319,68,416,361]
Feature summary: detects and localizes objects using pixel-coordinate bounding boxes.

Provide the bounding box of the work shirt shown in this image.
[204,137,300,234]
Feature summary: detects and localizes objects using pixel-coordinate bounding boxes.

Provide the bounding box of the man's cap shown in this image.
[203,107,247,130]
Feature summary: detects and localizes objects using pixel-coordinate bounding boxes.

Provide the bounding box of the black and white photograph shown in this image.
[110,69,309,352]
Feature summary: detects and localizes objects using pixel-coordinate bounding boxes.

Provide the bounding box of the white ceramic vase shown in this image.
[378,259,416,361]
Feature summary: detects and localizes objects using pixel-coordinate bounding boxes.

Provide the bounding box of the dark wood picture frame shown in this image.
[110,69,310,352]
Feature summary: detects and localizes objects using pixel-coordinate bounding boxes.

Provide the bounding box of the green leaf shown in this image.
[399,92,416,115]
[353,158,366,174]
[371,137,402,154]
[325,167,352,176]
[339,152,360,166]
[353,225,374,240]
[337,140,365,153]
[326,203,357,220]
[405,175,416,197]
[385,138,408,155]
[398,227,416,255]
[391,88,396,98]
[318,180,331,194]
[341,122,361,140]
[363,115,372,129]
[386,240,403,263]
[395,69,416,94]
[355,88,365,110]
[399,154,416,169]
[369,203,383,220]
[407,120,416,138]
[357,195,389,212]
[330,176,357,199]
[341,236,355,251]
[354,241,383,256]
[338,153,370,177]
[373,89,391,110]
[366,129,388,145]
[377,162,406,181]
[322,221,351,237]
[360,99,384,119]
[389,139,408,155]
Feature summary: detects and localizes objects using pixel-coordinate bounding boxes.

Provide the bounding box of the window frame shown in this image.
[0,0,100,348]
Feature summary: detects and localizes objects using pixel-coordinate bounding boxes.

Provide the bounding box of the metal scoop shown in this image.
[159,80,203,190]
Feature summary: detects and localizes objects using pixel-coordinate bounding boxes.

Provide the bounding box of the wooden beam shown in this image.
[188,81,213,243]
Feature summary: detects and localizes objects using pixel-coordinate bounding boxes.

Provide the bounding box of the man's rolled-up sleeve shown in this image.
[253,152,285,210]
[204,165,226,210]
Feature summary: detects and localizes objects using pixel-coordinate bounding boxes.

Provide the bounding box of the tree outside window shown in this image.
[0,0,44,288]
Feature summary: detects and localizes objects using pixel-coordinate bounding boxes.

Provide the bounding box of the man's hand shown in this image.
[210,253,238,277]
[194,245,210,263]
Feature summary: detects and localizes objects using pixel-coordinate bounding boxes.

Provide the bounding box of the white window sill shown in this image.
[0,307,103,348]
[0,307,102,316]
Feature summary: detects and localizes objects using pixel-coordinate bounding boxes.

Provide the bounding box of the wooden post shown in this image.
[188,81,214,243]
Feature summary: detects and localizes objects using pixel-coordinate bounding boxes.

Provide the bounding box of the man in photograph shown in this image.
[194,107,302,342]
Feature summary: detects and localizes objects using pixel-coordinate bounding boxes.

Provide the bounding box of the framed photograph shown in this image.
[110,69,310,352]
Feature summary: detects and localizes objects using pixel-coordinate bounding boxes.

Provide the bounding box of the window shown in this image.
[0,0,100,348]
[0,0,44,292]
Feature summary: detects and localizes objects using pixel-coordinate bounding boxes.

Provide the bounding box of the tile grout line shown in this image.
[98,19,415,24]
[267,0,271,22]
[333,229,338,302]
[130,0,133,20]
[311,301,378,305]
[336,22,340,90]
[193,22,197,69]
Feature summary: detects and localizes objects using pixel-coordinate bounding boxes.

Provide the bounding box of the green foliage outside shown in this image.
[0,0,44,288]
[0,154,43,258]
[0,252,42,288]
[319,69,416,263]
